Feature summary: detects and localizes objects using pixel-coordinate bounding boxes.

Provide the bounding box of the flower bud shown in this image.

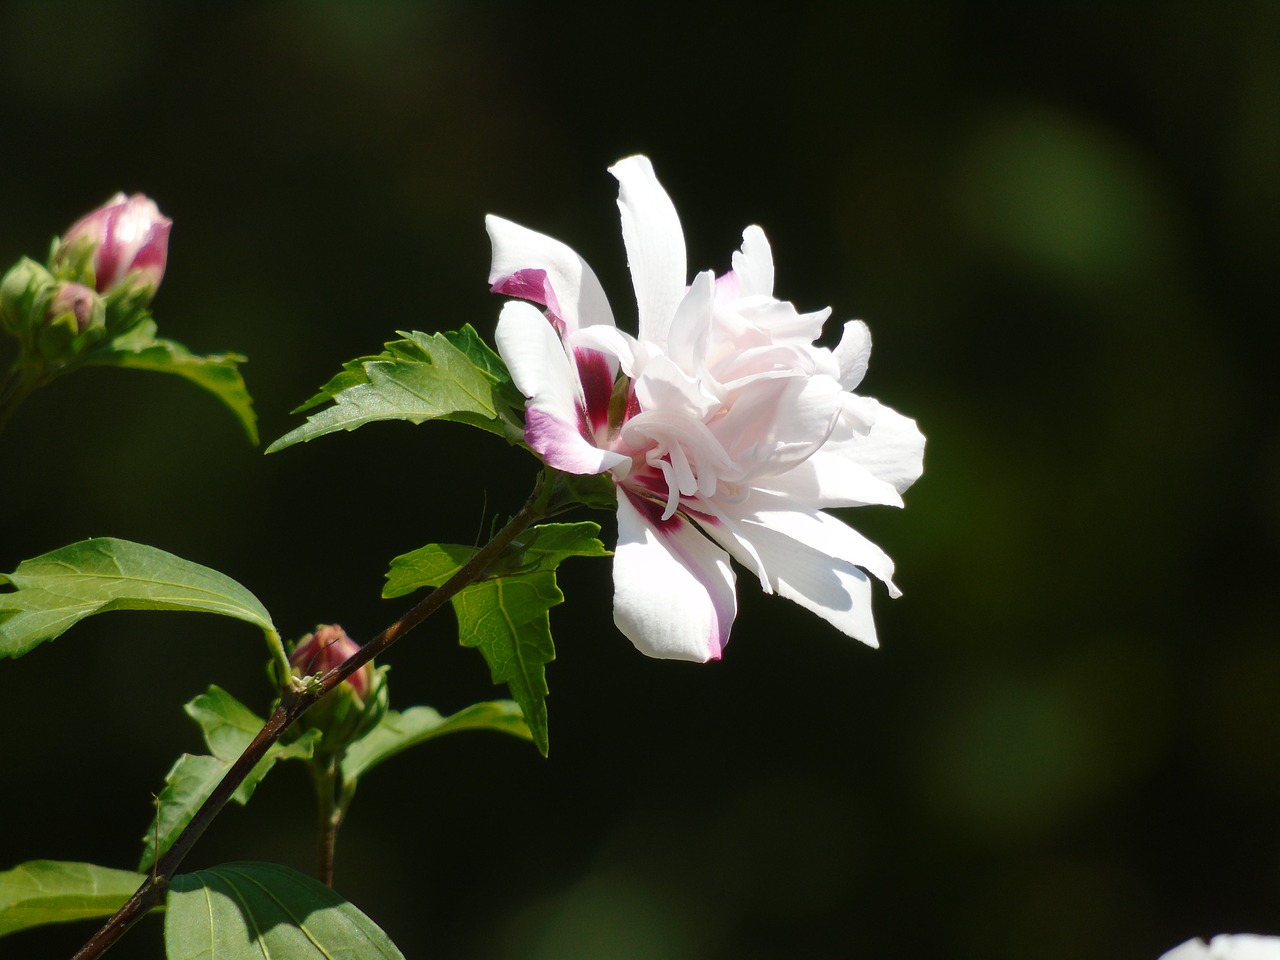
[1,258,56,339]
[290,624,371,699]
[288,624,388,752]
[35,281,107,360]
[56,193,171,298]
[46,282,104,335]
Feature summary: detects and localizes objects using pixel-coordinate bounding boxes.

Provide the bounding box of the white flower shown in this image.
[1159,935,1280,960]
[489,156,924,661]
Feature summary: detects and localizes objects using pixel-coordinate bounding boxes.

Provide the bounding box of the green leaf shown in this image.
[85,320,258,444]
[383,522,609,599]
[380,525,605,758]
[0,538,278,661]
[0,860,154,937]
[453,572,561,757]
[267,327,522,453]
[165,862,405,960]
[138,687,318,875]
[341,701,532,783]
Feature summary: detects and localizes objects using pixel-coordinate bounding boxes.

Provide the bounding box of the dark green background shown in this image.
[3,3,1278,958]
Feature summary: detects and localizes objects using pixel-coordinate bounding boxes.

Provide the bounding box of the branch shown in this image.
[70,472,553,959]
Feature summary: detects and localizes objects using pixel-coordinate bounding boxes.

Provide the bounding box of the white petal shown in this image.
[832,320,872,390]
[486,216,615,332]
[613,490,736,661]
[737,493,900,595]
[731,225,775,298]
[830,397,926,494]
[1159,936,1280,960]
[609,155,687,349]
[756,450,905,508]
[703,513,880,647]
[665,269,715,375]
[495,302,628,475]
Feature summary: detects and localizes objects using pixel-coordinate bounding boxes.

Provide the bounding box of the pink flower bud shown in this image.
[289,624,370,700]
[61,193,171,295]
[46,282,102,334]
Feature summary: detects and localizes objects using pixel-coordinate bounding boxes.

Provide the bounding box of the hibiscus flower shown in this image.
[489,156,924,662]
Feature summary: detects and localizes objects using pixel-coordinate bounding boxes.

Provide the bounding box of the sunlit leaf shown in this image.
[453,572,560,757]
[383,522,608,599]
[341,701,532,783]
[0,860,154,937]
[0,539,277,660]
[137,687,318,874]
[165,862,405,960]
[267,327,522,452]
[380,525,605,758]
[85,320,257,443]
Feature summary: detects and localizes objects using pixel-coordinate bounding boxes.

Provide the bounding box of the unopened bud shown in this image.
[290,624,371,699]
[46,282,103,335]
[56,193,171,298]
[288,624,388,752]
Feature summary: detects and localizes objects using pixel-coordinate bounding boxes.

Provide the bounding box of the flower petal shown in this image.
[495,301,629,475]
[609,155,687,349]
[613,490,736,661]
[486,215,615,332]
[830,398,927,495]
[705,511,880,647]
[832,320,872,390]
[731,226,775,298]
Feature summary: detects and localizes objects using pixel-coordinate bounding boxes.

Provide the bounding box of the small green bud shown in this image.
[0,258,57,340]
[288,624,389,754]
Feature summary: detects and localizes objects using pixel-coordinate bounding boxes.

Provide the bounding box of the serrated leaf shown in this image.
[267,327,521,453]
[0,860,154,937]
[383,522,609,599]
[341,700,532,783]
[84,320,258,443]
[453,572,561,757]
[165,862,405,960]
[0,539,277,660]
[138,687,318,875]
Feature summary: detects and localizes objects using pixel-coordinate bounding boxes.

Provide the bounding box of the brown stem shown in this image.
[312,754,341,887]
[71,473,552,959]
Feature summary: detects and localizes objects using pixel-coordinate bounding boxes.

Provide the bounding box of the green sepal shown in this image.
[0,538,280,663]
[266,326,524,453]
[0,860,156,937]
[295,663,390,758]
[341,700,532,785]
[81,319,258,443]
[138,686,319,875]
[165,862,405,960]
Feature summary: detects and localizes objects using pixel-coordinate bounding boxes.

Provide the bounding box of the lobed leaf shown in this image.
[0,860,155,937]
[452,572,561,757]
[267,327,522,452]
[0,538,277,661]
[383,522,608,599]
[165,862,405,960]
[380,524,606,757]
[86,320,258,443]
[138,687,318,875]
[341,700,532,784]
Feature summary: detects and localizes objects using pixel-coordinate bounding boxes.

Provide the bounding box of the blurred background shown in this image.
[2,2,1278,958]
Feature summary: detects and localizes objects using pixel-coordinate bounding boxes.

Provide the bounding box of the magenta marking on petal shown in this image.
[491,267,549,304]
[575,347,613,435]
[490,268,565,326]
